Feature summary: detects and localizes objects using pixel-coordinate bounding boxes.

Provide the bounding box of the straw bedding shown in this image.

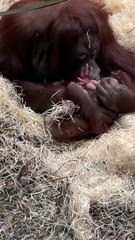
[0,1,135,239]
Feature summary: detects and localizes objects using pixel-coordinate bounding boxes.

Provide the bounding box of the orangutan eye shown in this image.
[79,53,87,60]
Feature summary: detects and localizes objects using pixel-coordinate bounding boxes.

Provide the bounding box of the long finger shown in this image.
[80,66,85,78]
[84,63,89,77]
[97,93,107,104]
[96,84,108,96]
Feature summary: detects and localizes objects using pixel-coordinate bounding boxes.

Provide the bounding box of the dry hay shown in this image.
[0,0,135,240]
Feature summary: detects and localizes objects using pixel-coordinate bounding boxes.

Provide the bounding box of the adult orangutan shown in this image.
[0,0,135,141]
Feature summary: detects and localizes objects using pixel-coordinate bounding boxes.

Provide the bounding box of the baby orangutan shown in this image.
[48,66,135,142]
[47,65,118,142]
